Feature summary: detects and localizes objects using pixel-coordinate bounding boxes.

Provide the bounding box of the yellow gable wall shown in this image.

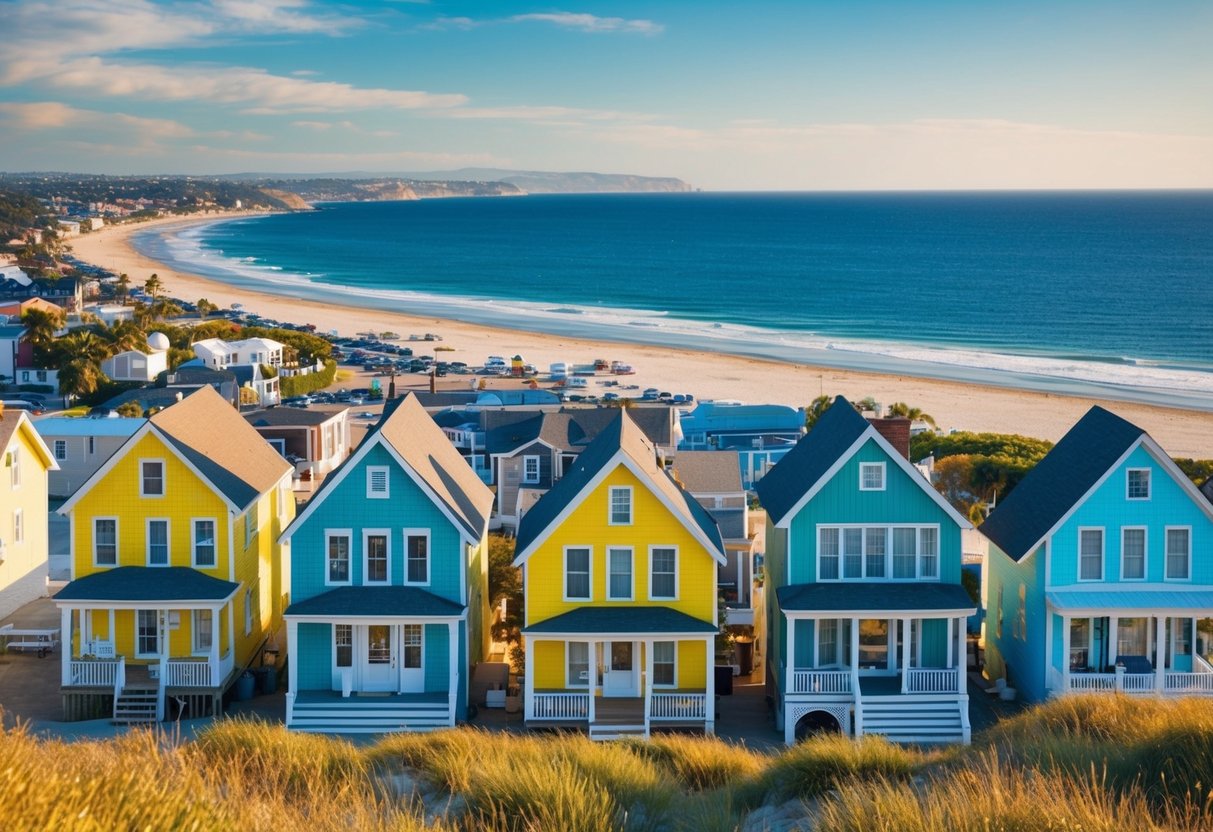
[0,425,52,595]
[525,463,718,625]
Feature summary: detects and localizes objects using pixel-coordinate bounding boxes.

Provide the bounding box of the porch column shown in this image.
[1061,616,1071,692]
[286,620,298,694]
[523,636,535,720]
[900,618,912,694]
[209,606,220,685]
[587,641,597,724]
[1106,616,1118,669]
[850,617,862,737]
[644,639,654,727]
[956,616,966,693]
[60,605,72,685]
[227,604,236,662]
[785,615,796,690]
[705,635,716,735]
[946,617,954,669]
[447,621,458,726]
[108,609,115,645]
[1155,615,1167,691]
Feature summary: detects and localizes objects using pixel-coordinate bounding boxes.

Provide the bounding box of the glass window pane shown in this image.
[843,528,863,578]
[819,528,840,580]
[328,535,349,582]
[651,548,676,598]
[1122,528,1146,579]
[865,528,886,577]
[407,535,428,583]
[1080,529,1104,580]
[335,624,352,667]
[366,535,388,582]
[892,527,917,578]
[1167,528,1190,579]
[653,641,675,685]
[566,548,590,599]
[568,642,589,685]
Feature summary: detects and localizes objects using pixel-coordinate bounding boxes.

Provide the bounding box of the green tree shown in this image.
[20,307,63,363]
[196,298,218,320]
[804,394,832,430]
[115,400,143,418]
[98,320,146,354]
[852,396,879,414]
[143,273,163,300]
[887,401,936,428]
[487,534,523,659]
[58,358,102,399]
[116,273,131,305]
[150,298,183,321]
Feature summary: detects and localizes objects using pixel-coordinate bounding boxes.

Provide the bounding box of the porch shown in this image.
[1046,592,1213,698]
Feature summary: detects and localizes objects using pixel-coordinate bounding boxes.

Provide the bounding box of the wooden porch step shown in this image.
[589,723,648,741]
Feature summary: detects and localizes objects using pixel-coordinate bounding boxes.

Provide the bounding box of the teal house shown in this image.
[280,394,494,732]
[757,398,975,745]
[982,406,1213,703]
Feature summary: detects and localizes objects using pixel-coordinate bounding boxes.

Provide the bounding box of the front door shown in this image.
[400,624,424,693]
[362,624,397,692]
[603,641,638,696]
[858,619,892,673]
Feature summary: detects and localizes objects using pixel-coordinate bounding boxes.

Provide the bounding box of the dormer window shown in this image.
[140,459,164,497]
[1126,468,1151,500]
[859,462,885,491]
[609,486,632,525]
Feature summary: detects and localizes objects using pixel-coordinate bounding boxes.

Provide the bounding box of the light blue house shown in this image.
[757,397,975,745]
[679,401,805,489]
[280,394,494,732]
[982,406,1213,703]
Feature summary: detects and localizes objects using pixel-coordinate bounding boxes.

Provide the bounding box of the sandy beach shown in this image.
[69,213,1213,458]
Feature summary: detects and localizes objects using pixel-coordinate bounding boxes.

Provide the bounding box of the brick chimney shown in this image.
[869,417,911,460]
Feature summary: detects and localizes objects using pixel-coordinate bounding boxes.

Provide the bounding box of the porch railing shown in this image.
[1163,673,1213,694]
[163,653,234,688]
[905,668,960,693]
[531,692,589,720]
[790,669,852,694]
[1121,673,1156,693]
[650,692,707,720]
[68,658,121,687]
[1067,673,1117,692]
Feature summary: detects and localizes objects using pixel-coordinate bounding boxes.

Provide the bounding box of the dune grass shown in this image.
[1,696,1210,831]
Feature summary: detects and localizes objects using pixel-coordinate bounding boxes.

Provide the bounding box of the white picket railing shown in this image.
[1164,673,1213,694]
[790,669,852,694]
[165,659,212,688]
[905,668,960,693]
[1068,673,1117,692]
[650,693,706,720]
[532,692,589,720]
[1121,673,1157,693]
[69,659,120,687]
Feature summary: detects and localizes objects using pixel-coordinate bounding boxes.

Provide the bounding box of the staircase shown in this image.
[588,721,648,741]
[112,687,159,725]
[859,695,968,744]
[289,696,453,734]
[588,697,647,741]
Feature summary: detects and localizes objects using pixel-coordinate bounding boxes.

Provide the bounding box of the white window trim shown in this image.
[562,545,593,602]
[191,517,218,568]
[366,465,390,499]
[363,528,392,585]
[1077,526,1105,582]
[145,517,171,567]
[324,528,353,586]
[565,641,590,688]
[815,523,942,582]
[93,516,119,567]
[652,640,678,688]
[1119,525,1148,582]
[191,609,214,656]
[608,486,633,526]
[402,528,432,587]
[1164,525,1192,582]
[139,457,166,498]
[53,440,67,461]
[522,455,541,485]
[648,545,679,601]
[606,546,634,601]
[401,624,425,670]
[333,623,354,670]
[244,587,253,636]
[135,609,160,659]
[1125,467,1152,501]
[13,508,23,544]
[859,461,886,492]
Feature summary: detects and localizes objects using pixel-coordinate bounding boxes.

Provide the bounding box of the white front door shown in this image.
[400,624,424,693]
[603,641,638,697]
[361,624,397,692]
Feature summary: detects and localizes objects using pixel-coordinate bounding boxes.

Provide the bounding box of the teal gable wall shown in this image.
[985,544,1048,701]
[1049,446,1213,588]
[290,442,467,604]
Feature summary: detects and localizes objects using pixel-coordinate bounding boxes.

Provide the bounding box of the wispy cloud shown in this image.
[428,11,663,35]
[291,119,398,138]
[0,101,195,139]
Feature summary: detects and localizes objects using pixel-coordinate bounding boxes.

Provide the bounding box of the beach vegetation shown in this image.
[196,297,218,319]
[885,401,936,427]
[143,272,163,300]
[115,273,131,304]
[115,400,143,417]
[279,359,337,398]
[804,394,832,429]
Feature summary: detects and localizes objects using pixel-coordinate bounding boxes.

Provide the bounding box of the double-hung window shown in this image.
[53,440,67,461]
[326,531,351,584]
[864,528,886,578]
[818,525,939,580]
[1079,528,1104,581]
[522,456,540,485]
[1166,527,1191,580]
[140,459,164,497]
[607,547,633,600]
[842,528,863,578]
[94,518,118,566]
[405,531,429,584]
[819,528,840,579]
[609,487,632,525]
[918,527,938,579]
[136,610,159,657]
[564,547,591,600]
[192,519,216,567]
[1126,468,1151,500]
[892,528,917,578]
[1121,527,1146,580]
[146,519,169,566]
[13,509,23,544]
[567,642,590,687]
[817,619,840,666]
[192,610,213,654]
[366,466,390,499]
[650,547,677,600]
[859,462,885,491]
[364,531,389,583]
[334,624,353,668]
[652,641,676,686]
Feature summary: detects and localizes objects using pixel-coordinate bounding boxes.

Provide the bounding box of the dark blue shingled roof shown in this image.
[776,581,975,613]
[522,606,717,635]
[754,397,870,525]
[285,586,464,618]
[56,567,240,603]
[979,406,1146,562]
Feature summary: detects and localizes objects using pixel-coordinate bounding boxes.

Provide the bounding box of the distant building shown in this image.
[231,365,280,408]
[0,297,64,322]
[100,339,170,383]
[33,416,144,498]
[0,407,58,619]
[0,324,24,383]
[57,221,81,238]
[679,401,806,489]
[193,337,285,369]
[90,304,136,325]
[243,407,351,483]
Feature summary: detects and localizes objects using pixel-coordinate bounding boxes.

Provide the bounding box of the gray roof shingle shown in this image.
[776,582,975,613]
[56,567,240,602]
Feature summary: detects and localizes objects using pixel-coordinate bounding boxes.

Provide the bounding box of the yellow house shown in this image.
[54,387,294,722]
[0,406,57,620]
[513,411,726,739]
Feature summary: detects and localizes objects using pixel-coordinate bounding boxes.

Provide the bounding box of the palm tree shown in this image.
[116,273,131,305]
[887,401,937,428]
[144,273,163,301]
[196,298,217,320]
[58,358,102,400]
[55,330,109,366]
[99,320,146,355]
[20,307,63,363]
[804,394,832,430]
[151,298,183,321]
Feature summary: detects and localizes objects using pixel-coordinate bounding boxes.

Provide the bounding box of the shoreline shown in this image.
[69,214,1213,458]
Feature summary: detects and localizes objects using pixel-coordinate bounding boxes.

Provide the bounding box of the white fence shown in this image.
[531,692,589,720]
[905,668,960,693]
[1163,673,1213,694]
[68,659,120,687]
[1068,673,1117,692]
[650,693,707,720]
[790,669,852,694]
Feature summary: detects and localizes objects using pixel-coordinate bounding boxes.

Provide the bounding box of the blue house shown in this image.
[757,398,975,745]
[679,401,806,489]
[280,394,494,732]
[982,406,1213,703]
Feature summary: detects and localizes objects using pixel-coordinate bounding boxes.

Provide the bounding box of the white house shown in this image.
[32,416,144,498]
[100,333,170,383]
[89,304,136,325]
[57,221,81,238]
[193,337,285,369]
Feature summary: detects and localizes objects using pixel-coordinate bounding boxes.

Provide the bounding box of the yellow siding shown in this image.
[526,464,718,625]
[534,640,566,689]
[0,424,51,599]
[676,639,706,689]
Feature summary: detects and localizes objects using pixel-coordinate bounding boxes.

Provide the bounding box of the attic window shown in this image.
[1126,468,1151,500]
[366,466,390,499]
[140,459,164,497]
[859,462,885,491]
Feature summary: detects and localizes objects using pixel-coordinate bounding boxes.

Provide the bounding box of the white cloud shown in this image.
[209,0,357,34]
[0,101,195,139]
[428,11,663,35]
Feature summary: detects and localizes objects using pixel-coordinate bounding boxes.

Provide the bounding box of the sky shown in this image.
[0,0,1210,190]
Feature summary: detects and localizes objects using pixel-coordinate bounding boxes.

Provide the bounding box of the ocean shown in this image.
[132,191,1213,409]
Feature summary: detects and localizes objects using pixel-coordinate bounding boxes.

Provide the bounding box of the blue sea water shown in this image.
[133,192,1213,408]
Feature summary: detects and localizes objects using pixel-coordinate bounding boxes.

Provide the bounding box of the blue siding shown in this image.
[297,623,332,690]
[986,543,1050,702]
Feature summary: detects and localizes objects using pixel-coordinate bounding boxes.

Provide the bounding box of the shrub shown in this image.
[751,734,919,803]
[280,359,336,398]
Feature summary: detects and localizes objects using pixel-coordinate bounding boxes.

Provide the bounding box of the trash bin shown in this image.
[254,666,277,695]
[234,670,256,701]
[714,665,734,697]
[735,637,754,677]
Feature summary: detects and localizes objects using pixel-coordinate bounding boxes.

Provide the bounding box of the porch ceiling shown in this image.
[54,566,239,604]
[522,606,717,636]
[777,582,975,615]
[284,586,465,618]
[1047,589,1213,615]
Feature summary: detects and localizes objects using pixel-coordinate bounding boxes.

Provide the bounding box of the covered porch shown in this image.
[522,607,719,740]
[778,582,975,745]
[1047,590,1213,697]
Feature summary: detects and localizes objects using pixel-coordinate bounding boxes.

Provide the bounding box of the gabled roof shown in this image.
[484,407,676,456]
[282,393,493,541]
[244,408,346,428]
[55,567,239,603]
[979,406,1210,562]
[754,396,971,531]
[0,409,58,471]
[60,386,291,514]
[285,586,464,618]
[522,606,717,635]
[670,450,743,494]
[513,410,724,565]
